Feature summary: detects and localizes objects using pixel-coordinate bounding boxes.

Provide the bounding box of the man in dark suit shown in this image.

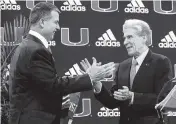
[81,19,173,124]
[8,2,115,124]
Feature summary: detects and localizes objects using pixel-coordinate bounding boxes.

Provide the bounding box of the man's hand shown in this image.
[155,103,162,109]
[80,57,101,71]
[80,57,115,82]
[113,86,133,101]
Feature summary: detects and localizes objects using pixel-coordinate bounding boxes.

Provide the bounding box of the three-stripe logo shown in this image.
[0,0,21,10]
[0,0,16,4]
[60,0,86,12]
[95,29,120,47]
[127,0,145,8]
[124,0,149,14]
[159,31,176,48]
[62,94,70,109]
[63,0,82,6]
[65,63,83,77]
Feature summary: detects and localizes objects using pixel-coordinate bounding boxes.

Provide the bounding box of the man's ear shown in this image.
[142,35,147,44]
[39,18,45,28]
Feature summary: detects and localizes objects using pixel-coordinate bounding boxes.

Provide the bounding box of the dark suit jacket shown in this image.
[9,34,92,124]
[95,50,173,124]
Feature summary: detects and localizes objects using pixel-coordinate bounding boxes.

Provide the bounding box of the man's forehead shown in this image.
[123,28,138,36]
[50,11,59,20]
[50,10,59,16]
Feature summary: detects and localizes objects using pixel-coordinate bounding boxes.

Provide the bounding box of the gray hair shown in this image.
[123,19,152,46]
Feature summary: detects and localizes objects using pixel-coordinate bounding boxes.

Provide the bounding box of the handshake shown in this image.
[79,57,117,83]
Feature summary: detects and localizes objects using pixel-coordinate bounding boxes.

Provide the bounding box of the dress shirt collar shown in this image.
[133,48,149,66]
[29,30,49,48]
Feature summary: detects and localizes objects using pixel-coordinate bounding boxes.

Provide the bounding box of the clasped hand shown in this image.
[80,57,116,82]
[113,86,133,101]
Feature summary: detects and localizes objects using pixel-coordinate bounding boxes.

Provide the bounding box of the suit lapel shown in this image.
[27,34,44,46]
[132,50,153,90]
[26,34,51,53]
[26,34,55,63]
[119,58,132,89]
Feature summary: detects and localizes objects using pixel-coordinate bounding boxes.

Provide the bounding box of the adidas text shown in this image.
[97,111,120,117]
[125,7,149,14]
[60,5,86,11]
[95,41,120,47]
[0,4,20,10]
[48,41,56,46]
[158,42,176,48]
[167,111,176,116]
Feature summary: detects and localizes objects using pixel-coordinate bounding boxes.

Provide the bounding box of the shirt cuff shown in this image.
[93,81,102,94]
[129,92,134,105]
[87,73,94,86]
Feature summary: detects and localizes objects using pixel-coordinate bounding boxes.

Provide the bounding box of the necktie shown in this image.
[48,46,55,62]
[48,46,52,53]
[130,59,138,89]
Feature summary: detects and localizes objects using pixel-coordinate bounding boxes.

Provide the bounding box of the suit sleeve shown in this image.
[132,57,173,110]
[28,48,92,96]
[94,67,123,109]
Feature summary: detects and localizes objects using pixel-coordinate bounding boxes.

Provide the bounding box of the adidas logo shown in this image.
[124,0,149,14]
[65,63,83,77]
[158,31,176,48]
[60,0,86,12]
[0,0,21,10]
[95,29,120,47]
[97,107,120,117]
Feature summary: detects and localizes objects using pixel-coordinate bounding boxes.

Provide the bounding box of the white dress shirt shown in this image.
[133,48,149,73]
[29,30,49,49]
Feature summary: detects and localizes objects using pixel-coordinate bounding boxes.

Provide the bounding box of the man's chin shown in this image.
[127,52,134,57]
[50,36,54,41]
[52,34,55,39]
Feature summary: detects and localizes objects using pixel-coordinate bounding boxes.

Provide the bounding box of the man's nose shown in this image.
[124,38,128,46]
[56,24,60,30]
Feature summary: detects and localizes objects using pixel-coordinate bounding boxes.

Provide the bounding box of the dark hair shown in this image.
[29,2,60,25]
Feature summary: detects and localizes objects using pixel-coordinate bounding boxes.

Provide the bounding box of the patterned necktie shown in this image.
[130,59,138,89]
